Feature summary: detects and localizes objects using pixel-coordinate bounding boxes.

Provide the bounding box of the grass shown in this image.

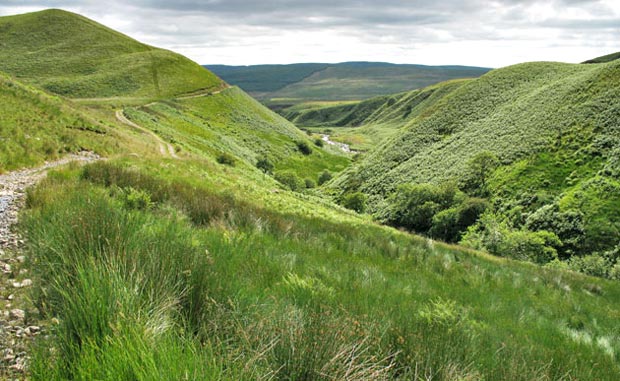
[0,9,224,99]
[0,72,120,172]
[285,79,469,151]
[122,87,351,181]
[207,62,490,103]
[21,161,620,380]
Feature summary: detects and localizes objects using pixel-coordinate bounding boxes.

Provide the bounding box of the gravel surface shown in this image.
[0,152,99,379]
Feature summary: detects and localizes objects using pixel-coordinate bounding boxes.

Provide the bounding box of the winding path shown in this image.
[115,110,179,158]
[0,152,100,377]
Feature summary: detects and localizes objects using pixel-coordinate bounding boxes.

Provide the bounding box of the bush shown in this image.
[317,170,333,185]
[385,182,459,233]
[342,192,367,213]
[304,178,316,189]
[256,157,274,174]
[431,198,489,242]
[501,230,561,264]
[216,152,236,166]
[296,141,312,155]
[275,171,304,192]
[525,204,585,257]
[429,208,461,242]
[461,213,561,264]
[121,187,152,210]
[314,138,324,147]
[569,254,611,278]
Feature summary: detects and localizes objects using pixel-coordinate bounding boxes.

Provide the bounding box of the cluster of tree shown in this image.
[383,182,488,243]
[267,168,334,192]
[378,150,620,279]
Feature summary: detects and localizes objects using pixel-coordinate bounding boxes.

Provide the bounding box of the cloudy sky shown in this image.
[0,0,619,68]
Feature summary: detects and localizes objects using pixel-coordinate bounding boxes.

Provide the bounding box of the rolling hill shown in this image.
[330,59,620,270]
[205,62,490,104]
[1,9,619,381]
[583,51,620,64]
[0,9,224,99]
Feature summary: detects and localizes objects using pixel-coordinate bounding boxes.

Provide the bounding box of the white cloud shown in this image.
[0,0,618,67]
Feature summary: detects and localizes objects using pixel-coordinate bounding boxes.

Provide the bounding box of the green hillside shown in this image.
[206,62,490,104]
[0,72,121,172]
[584,51,620,64]
[205,63,330,92]
[1,9,620,381]
[0,9,224,99]
[331,59,620,273]
[283,80,469,150]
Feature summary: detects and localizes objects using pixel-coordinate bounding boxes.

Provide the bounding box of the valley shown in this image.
[0,7,619,381]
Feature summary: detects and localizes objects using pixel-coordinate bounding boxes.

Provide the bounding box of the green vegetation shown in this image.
[207,62,490,104]
[583,51,620,64]
[24,162,620,380]
[285,79,469,151]
[205,63,329,93]
[0,72,121,172]
[0,9,224,99]
[341,191,367,213]
[331,59,620,275]
[2,8,620,380]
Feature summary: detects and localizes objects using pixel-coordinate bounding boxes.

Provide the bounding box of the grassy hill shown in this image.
[206,62,490,104]
[331,59,620,272]
[1,9,620,381]
[282,80,469,150]
[583,51,620,64]
[0,9,224,99]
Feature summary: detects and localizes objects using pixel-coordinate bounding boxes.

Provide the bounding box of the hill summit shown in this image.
[0,9,224,99]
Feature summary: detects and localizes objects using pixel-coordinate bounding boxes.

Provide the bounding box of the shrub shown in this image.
[501,230,561,264]
[216,152,236,166]
[342,192,367,213]
[525,204,585,257]
[429,208,461,242]
[304,178,316,189]
[461,213,561,264]
[569,254,611,278]
[385,182,459,233]
[296,141,312,155]
[318,170,333,185]
[314,138,324,147]
[275,171,304,192]
[121,187,153,210]
[256,157,274,174]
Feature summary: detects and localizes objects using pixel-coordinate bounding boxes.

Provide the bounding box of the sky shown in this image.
[0,0,618,68]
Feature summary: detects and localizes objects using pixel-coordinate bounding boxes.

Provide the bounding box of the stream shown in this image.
[321,134,355,153]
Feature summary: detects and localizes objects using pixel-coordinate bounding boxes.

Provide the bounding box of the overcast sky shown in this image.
[1,0,619,67]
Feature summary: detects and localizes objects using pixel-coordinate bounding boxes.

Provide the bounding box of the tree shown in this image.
[318,170,333,185]
[342,192,367,213]
[460,151,500,197]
